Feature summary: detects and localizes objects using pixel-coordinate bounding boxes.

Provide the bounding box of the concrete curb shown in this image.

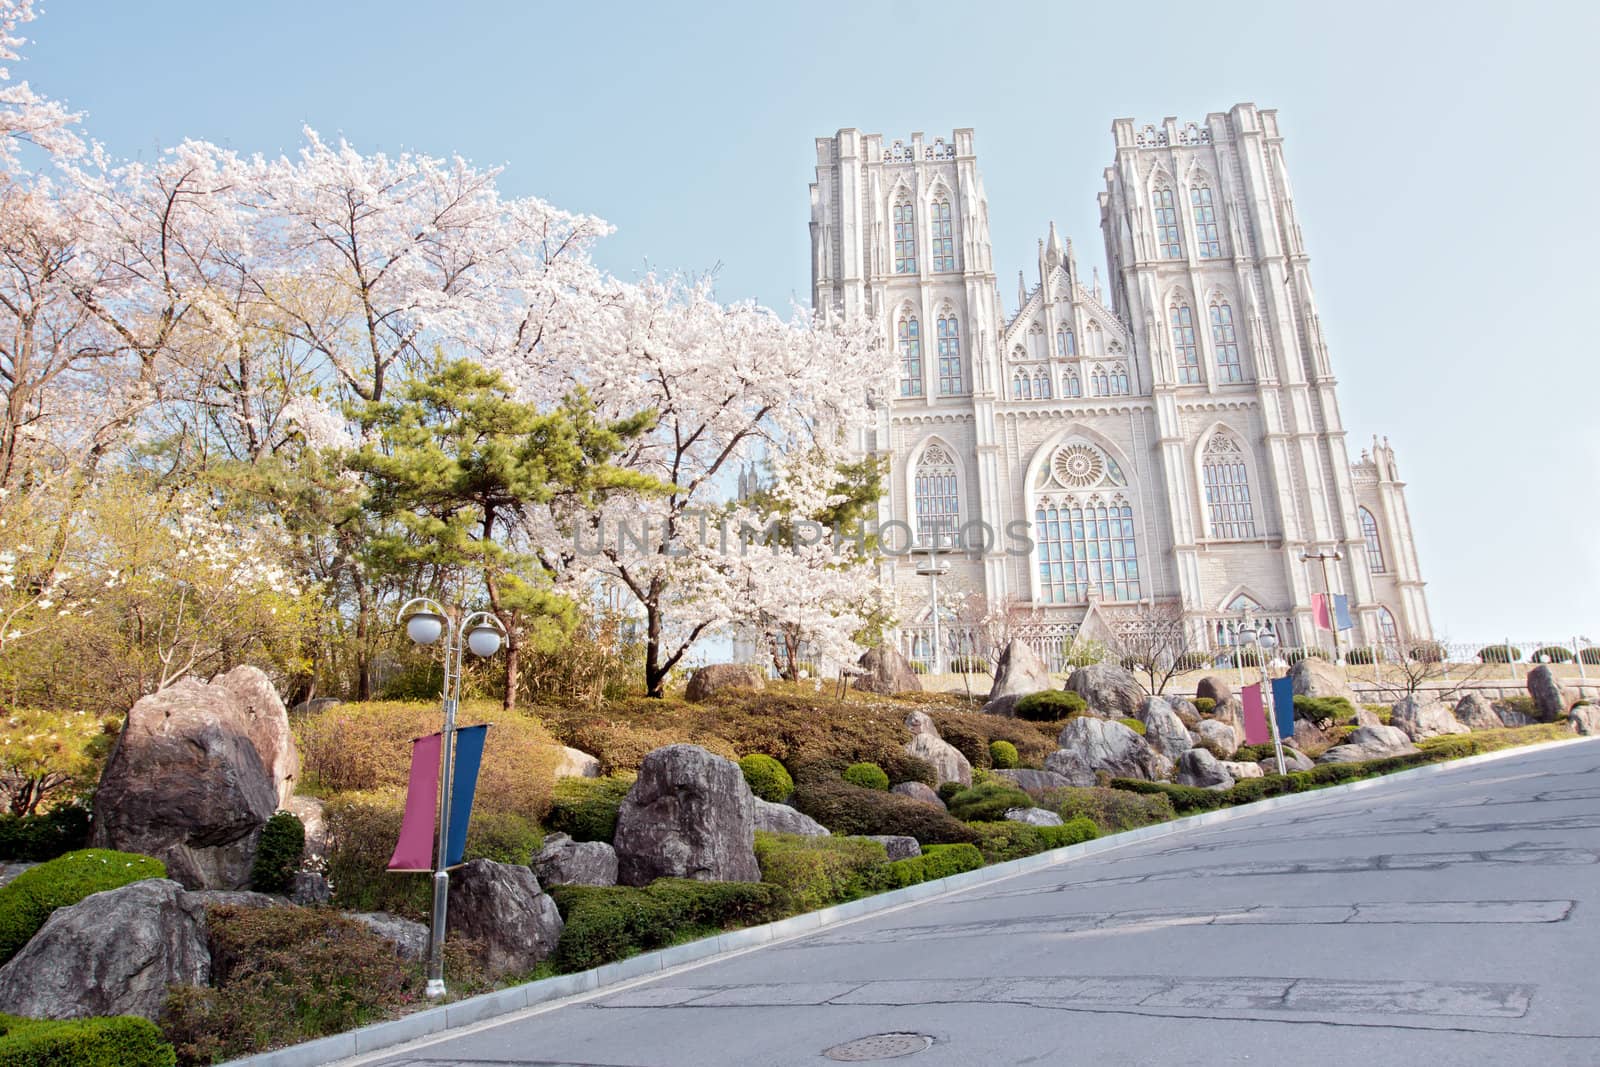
[222,733,1599,1067]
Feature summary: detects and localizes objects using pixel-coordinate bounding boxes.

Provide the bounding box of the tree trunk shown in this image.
[644,593,667,699]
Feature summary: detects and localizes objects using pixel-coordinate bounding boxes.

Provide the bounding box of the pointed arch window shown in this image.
[1361,507,1387,573]
[1086,321,1104,357]
[1057,327,1076,357]
[1034,369,1052,399]
[1202,432,1256,539]
[1377,606,1400,648]
[1033,442,1140,604]
[1063,369,1081,397]
[914,443,960,547]
[1191,183,1221,258]
[1027,322,1046,360]
[893,198,917,274]
[1152,186,1182,258]
[1012,371,1033,400]
[1210,299,1243,383]
[936,313,963,395]
[930,198,955,272]
[897,313,922,397]
[1170,301,1200,384]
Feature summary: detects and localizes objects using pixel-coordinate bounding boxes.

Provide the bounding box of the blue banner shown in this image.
[1271,676,1296,740]
[1333,594,1354,632]
[445,723,489,867]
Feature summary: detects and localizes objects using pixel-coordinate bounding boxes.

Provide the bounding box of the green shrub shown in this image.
[1580,648,1600,666]
[0,805,91,864]
[1477,644,1521,664]
[932,720,994,770]
[936,781,964,805]
[547,880,786,972]
[249,812,305,894]
[1014,691,1086,722]
[970,766,991,787]
[738,755,794,802]
[1343,646,1376,666]
[791,779,978,845]
[321,794,429,920]
[0,1014,174,1067]
[0,849,165,964]
[545,775,635,843]
[852,843,984,893]
[949,655,988,674]
[927,710,1059,770]
[1530,646,1575,664]
[1192,697,1216,716]
[1109,779,1232,815]
[1117,717,1146,736]
[842,762,889,791]
[945,781,1033,823]
[966,818,1097,863]
[753,833,886,911]
[1038,817,1098,850]
[461,811,543,865]
[1034,786,1175,834]
[1498,694,1538,718]
[1293,695,1356,723]
[1285,648,1331,665]
[1409,642,1446,664]
[1230,742,1277,763]
[988,740,1019,769]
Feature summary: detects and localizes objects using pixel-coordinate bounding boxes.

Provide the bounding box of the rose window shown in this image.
[1053,444,1104,488]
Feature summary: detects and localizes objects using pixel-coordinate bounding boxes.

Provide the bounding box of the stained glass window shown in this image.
[898,315,922,397]
[894,199,917,274]
[930,199,955,272]
[1170,302,1200,384]
[1152,187,1182,258]
[1191,183,1221,258]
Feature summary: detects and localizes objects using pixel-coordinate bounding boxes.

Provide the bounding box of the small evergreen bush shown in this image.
[0,805,91,864]
[842,762,889,791]
[1014,690,1086,722]
[0,1014,175,1067]
[545,775,635,843]
[1285,648,1331,665]
[1409,642,1446,664]
[249,812,305,894]
[1293,695,1356,722]
[1530,646,1575,664]
[936,781,965,805]
[945,781,1033,823]
[1477,644,1521,664]
[738,754,794,802]
[1033,786,1175,834]
[548,880,785,972]
[967,817,1098,863]
[0,849,166,964]
[753,833,886,912]
[1192,696,1217,716]
[790,780,978,845]
[851,843,984,893]
[987,740,1019,769]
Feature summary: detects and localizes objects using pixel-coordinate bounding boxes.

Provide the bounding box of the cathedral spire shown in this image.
[1017,270,1027,313]
[1046,220,1063,267]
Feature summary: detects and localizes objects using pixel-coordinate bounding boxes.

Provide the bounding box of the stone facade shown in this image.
[809,105,1430,657]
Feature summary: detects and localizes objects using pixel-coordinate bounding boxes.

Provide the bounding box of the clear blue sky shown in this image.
[29,1,1600,641]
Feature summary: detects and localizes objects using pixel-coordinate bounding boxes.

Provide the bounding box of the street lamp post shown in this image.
[1301,548,1344,664]
[913,540,950,676]
[397,597,505,998]
[1238,617,1288,776]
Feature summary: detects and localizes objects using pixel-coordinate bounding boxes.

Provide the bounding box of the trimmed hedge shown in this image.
[1477,644,1521,664]
[1192,697,1216,716]
[0,806,91,864]
[753,833,886,912]
[1343,646,1376,666]
[1014,691,1086,722]
[966,817,1097,863]
[842,762,889,791]
[547,880,786,972]
[945,782,1033,823]
[0,1014,174,1067]
[1531,646,1575,664]
[545,775,635,843]
[852,843,985,893]
[988,740,1019,769]
[1033,786,1175,834]
[249,812,305,894]
[0,849,166,965]
[791,779,978,845]
[1293,695,1356,722]
[1581,648,1600,666]
[738,755,793,802]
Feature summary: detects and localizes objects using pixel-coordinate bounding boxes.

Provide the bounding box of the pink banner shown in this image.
[388,732,441,871]
[1241,683,1270,745]
[1311,593,1331,631]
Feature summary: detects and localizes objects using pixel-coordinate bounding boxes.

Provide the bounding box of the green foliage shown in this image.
[790,779,978,845]
[320,795,430,921]
[1581,648,1600,666]
[927,711,1057,773]
[1477,644,1521,664]
[966,817,1098,863]
[738,754,794,802]
[547,880,785,973]
[1293,695,1356,722]
[945,781,1033,823]
[1060,638,1107,669]
[459,811,543,866]
[1343,646,1376,666]
[545,775,635,843]
[1285,648,1331,665]
[1409,642,1446,663]
[1230,743,1278,763]
[1033,786,1175,834]
[1117,717,1146,736]
[0,805,90,863]
[851,843,986,893]
[753,833,886,912]
[0,849,166,964]
[1531,646,1575,664]
[1498,695,1537,717]
[948,656,987,674]
[1192,697,1216,716]
[842,762,889,791]
[0,1014,174,1067]
[249,812,305,894]
[987,740,1019,769]
[1014,690,1086,723]
[936,781,965,805]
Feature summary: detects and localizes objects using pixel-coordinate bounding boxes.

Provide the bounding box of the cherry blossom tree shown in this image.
[0,0,82,169]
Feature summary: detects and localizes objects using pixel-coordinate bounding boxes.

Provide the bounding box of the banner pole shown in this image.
[425,616,462,999]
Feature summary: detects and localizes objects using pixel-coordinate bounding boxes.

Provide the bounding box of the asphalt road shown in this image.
[365,740,1600,1067]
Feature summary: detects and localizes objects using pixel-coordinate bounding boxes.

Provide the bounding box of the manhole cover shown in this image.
[823,1032,933,1061]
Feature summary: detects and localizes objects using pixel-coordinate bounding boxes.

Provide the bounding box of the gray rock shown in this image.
[1004,807,1064,827]
[289,696,341,716]
[1176,748,1234,789]
[613,744,761,886]
[1527,665,1574,721]
[1570,705,1600,736]
[288,871,331,905]
[1196,676,1233,706]
[1259,749,1315,774]
[979,692,1023,718]
[1138,697,1193,760]
[534,833,620,887]
[215,666,301,806]
[1194,719,1238,759]
[1390,697,1470,741]
[853,646,923,695]
[1289,658,1362,709]
[1316,724,1419,763]
[1064,664,1145,719]
[1168,697,1201,728]
[1493,702,1536,727]
[1045,717,1173,787]
[553,745,602,779]
[185,888,285,910]
[904,711,973,787]
[1209,697,1246,738]
[1219,760,1266,781]
[1354,706,1382,728]
[283,794,329,863]
[685,663,766,703]
[0,863,35,889]
[863,835,922,861]
[91,676,280,889]
[889,781,946,807]
[751,798,830,838]
[1453,693,1504,732]
[447,859,563,977]
[350,911,429,961]
[985,640,1052,706]
[989,768,1072,792]
[0,879,208,1021]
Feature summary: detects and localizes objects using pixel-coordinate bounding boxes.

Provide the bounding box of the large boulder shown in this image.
[1290,658,1362,708]
[1219,760,1266,781]
[1571,705,1600,736]
[685,664,766,703]
[889,781,946,808]
[1390,697,1470,741]
[1317,725,1419,764]
[1045,717,1173,787]
[553,746,602,779]
[91,677,280,889]
[1004,807,1064,827]
[0,879,209,1021]
[1194,719,1238,759]
[446,860,564,977]
[751,798,830,838]
[990,768,1073,792]
[1175,749,1233,789]
[214,666,300,805]
[1527,665,1575,721]
[1453,693,1504,732]
[904,711,972,787]
[1259,748,1316,774]
[1168,697,1202,728]
[1138,697,1193,761]
[985,640,1052,708]
[863,835,922,861]
[533,833,620,887]
[350,912,429,961]
[852,646,923,694]
[1064,664,1144,719]
[1354,706,1382,728]
[1493,701,1536,727]
[1209,697,1246,738]
[613,745,761,886]
[1195,676,1233,706]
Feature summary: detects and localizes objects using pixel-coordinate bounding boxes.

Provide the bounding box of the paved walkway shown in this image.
[365,741,1600,1066]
